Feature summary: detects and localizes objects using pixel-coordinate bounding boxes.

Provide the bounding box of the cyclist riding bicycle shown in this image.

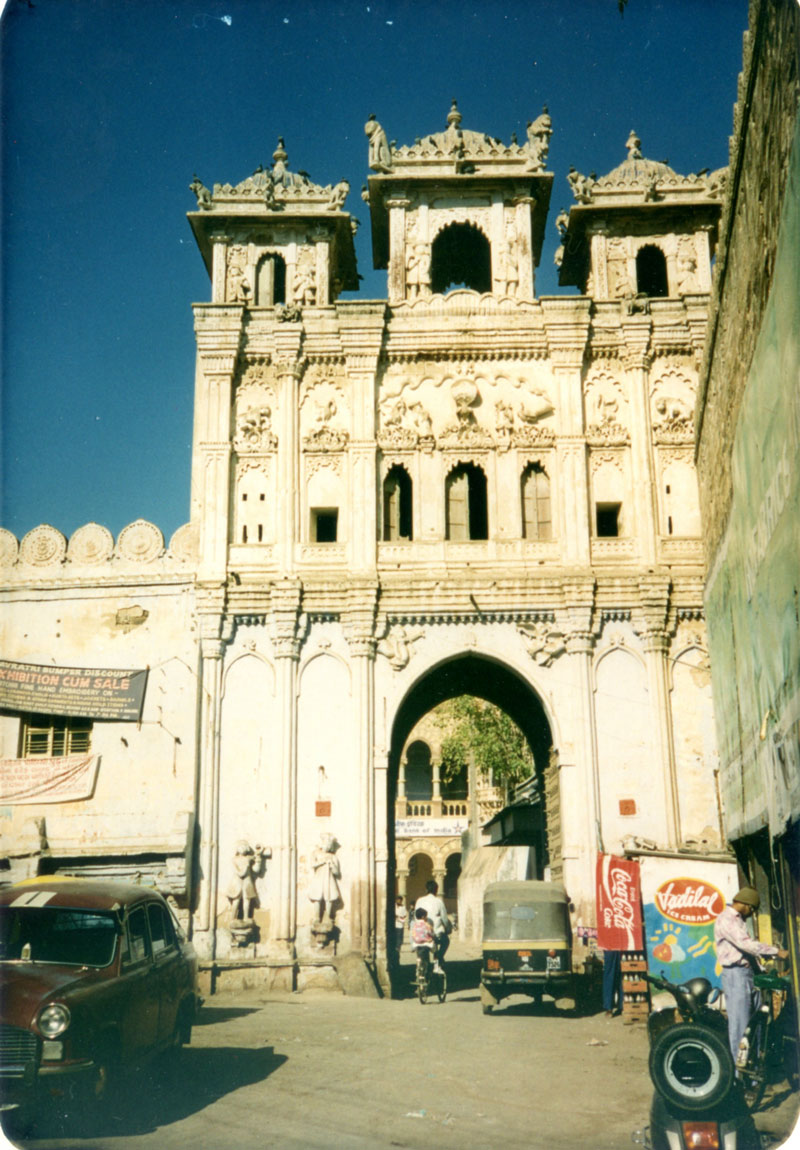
[414,879,452,974]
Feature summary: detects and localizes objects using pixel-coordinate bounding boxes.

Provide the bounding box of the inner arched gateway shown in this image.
[387,654,554,984]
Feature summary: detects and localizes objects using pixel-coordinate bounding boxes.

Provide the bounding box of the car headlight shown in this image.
[37,1003,71,1038]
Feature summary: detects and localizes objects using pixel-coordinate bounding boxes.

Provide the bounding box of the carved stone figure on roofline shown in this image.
[525,106,552,171]
[365,115,392,172]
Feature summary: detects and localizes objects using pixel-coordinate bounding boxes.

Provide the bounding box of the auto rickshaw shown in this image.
[480,880,575,1014]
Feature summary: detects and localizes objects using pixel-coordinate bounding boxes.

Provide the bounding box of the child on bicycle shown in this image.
[410,907,435,961]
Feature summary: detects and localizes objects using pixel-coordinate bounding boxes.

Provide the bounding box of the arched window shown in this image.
[430,222,491,294]
[256,253,286,305]
[636,245,668,297]
[521,463,552,540]
[446,463,488,540]
[405,740,433,800]
[441,762,467,800]
[382,465,413,541]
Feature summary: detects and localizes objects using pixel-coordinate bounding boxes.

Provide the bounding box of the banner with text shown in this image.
[596,853,644,951]
[0,754,101,804]
[0,661,147,721]
[395,817,468,839]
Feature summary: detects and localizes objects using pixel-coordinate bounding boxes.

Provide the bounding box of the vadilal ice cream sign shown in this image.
[639,859,739,986]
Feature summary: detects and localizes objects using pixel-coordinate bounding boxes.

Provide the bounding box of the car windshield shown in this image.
[483,899,570,942]
[0,906,118,967]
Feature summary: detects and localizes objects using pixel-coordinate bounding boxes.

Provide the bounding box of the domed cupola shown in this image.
[364,100,554,305]
[556,131,726,302]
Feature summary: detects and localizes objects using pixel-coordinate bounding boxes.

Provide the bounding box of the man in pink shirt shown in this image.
[713,886,789,1062]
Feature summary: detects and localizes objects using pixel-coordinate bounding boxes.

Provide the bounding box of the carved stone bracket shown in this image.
[269,578,304,660]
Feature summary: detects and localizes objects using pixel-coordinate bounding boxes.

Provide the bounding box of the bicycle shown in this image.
[736,967,798,1111]
[414,946,447,1004]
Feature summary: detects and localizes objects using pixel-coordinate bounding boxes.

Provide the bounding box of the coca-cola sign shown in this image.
[654,878,725,925]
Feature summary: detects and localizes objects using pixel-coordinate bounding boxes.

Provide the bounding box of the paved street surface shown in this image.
[4,945,799,1150]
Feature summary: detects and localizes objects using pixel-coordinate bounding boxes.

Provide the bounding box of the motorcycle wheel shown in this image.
[649,1023,735,1112]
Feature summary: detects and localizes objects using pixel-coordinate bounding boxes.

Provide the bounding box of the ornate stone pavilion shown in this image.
[0,104,729,991]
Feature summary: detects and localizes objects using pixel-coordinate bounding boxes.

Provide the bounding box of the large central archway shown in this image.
[387,653,554,976]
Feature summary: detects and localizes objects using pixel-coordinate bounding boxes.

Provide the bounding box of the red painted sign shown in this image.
[653,877,725,925]
[596,853,643,951]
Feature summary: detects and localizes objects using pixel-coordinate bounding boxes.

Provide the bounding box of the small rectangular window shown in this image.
[19,714,92,758]
[596,503,621,538]
[312,508,338,543]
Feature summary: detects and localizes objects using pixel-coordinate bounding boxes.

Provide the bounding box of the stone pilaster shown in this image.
[273,323,305,573]
[634,574,680,848]
[621,318,658,564]
[541,298,592,564]
[194,594,232,957]
[269,578,304,952]
[556,578,599,921]
[343,581,379,957]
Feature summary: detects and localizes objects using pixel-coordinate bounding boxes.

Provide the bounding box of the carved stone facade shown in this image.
[1,106,730,991]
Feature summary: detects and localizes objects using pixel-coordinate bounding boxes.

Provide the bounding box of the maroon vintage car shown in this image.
[0,878,199,1123]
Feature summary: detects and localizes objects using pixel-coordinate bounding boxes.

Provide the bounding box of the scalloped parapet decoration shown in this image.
[372,100,553,176]
[0,527,19,568]
[19,525,67,566]
[566,130,728,207]
[190,137,350,215]
[116,519,164,563]
[168,521,199,564]
[0,519,200,580]
[67,522,114,565]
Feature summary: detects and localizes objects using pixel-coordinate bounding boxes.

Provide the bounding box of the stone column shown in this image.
[514,196,534,299]
[345,582,379,958]
[635,575,680,847]
[269,580,303,957]
[589,227,609,300]
[210,234,230,303]
[621,327,658,565]
[386,196,410,304]
[313,232,331,306]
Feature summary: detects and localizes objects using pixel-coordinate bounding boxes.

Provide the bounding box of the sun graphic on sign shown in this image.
[649,923,687,964]
[649,922,716,965]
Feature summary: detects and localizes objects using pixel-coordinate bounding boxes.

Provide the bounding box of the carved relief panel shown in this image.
[233,360,278,453]
[300,367,350,452]
[378,364,556,453]
[650,367,696,444]
[584,370,630,445]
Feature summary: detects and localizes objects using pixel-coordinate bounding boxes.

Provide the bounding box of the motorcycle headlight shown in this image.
[37,1003,71,1038]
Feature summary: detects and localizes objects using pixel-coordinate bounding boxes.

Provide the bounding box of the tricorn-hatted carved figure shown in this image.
[309,833,342,947]
[226,840,271,945]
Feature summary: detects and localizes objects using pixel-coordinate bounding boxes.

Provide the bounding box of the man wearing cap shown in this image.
[714,886,789,1063]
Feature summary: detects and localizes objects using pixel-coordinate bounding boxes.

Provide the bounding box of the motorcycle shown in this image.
[633,971,760,1150]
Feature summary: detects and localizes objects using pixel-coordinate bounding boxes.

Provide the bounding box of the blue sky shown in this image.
[1,0,747,542]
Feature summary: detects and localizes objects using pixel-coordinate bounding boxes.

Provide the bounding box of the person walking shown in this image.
[394,896,408,956]
[713,886,789,1062]
[414,880,452,973]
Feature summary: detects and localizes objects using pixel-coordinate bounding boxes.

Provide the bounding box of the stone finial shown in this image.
[447,99,462,128]
[626,130,642,159]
